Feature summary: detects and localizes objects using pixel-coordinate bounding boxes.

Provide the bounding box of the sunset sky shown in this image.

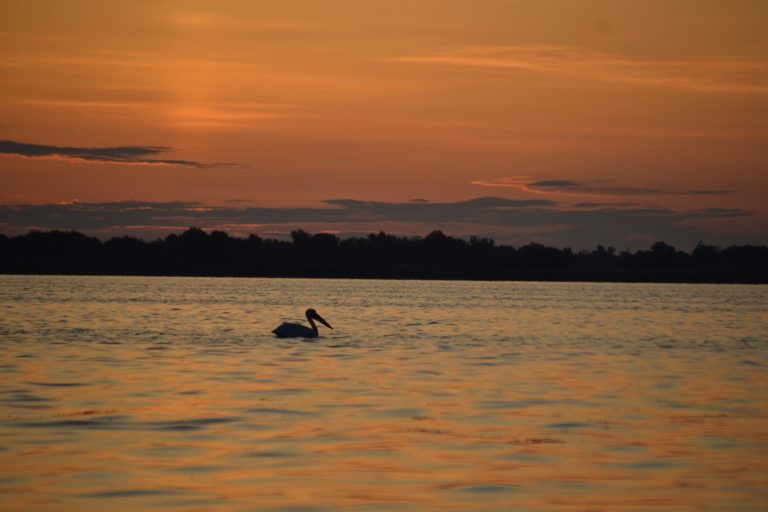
[1,0,767,249]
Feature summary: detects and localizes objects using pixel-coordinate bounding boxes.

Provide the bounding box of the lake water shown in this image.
[0,275,767,511]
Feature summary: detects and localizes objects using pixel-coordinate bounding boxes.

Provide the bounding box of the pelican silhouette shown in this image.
[272,309,333,338]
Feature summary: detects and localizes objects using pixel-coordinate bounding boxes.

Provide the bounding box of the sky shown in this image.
[1,0,767,249]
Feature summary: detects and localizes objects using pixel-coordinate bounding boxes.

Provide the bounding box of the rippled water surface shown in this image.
[1,276,767,511]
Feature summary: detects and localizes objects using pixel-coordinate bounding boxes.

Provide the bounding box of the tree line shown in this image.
[1,228,766,283]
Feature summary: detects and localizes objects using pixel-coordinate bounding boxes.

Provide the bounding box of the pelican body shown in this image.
[272,309,333,338]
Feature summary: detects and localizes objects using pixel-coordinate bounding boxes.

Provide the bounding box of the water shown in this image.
[1,275,767,511]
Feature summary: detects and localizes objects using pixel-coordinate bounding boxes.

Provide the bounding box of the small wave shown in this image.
[508,438,564,445]
[83,489,180,498]
[24,381,87,387]
[53,409,116,417]
[546,422,591,429]
[447,484,518,494]
[247,407,315,416]
[11,415,240,431]
[243,450,298,458]
[0,392,52,403]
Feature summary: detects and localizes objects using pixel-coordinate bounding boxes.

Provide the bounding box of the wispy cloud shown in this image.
[394,45,768,94]
[472,176,731,198]
[15,98,302,131]
[0,140,225,168]
[165,11,325,33]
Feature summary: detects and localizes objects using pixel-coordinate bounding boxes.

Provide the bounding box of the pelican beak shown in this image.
[313,312,333,329]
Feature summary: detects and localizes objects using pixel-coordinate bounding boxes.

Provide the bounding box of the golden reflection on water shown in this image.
[0,277,767,511]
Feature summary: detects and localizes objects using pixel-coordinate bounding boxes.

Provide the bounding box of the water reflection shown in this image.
[0,276,766,510]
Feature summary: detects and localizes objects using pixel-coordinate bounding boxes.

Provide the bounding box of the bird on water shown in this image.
[272,309,333,338]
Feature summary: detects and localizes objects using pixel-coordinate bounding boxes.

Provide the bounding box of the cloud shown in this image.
[687,208,751,218]
[683,190,732,196]
[0,197,554,231]
[0,140,223,168]
[393,45,768,94]
[321,197,556,224]
[165,11,325,33]
[529,180,581,188]
[472,176,732,198]
[573,202,636,208]
[0,197,756,249]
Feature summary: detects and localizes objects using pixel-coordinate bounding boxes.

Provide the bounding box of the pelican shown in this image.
[272,309,333,338]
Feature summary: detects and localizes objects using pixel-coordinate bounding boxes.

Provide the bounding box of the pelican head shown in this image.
[306,309,333,330]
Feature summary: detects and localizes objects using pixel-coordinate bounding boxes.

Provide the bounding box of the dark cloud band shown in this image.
[0,140,216,168]
[0,197,755,248]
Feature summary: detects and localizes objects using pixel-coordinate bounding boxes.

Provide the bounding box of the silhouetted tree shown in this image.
[9,230,101,271]
[692,241,720,267]
[720,244,768,268]
[103,236,150,267]
[469,236,495,265]
[422,230,467,265]
[517,242,568,267]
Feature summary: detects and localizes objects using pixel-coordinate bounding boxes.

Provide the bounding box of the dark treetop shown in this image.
[1,228,766,283]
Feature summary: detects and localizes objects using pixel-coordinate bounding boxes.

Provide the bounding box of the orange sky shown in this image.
[1,0,767,247]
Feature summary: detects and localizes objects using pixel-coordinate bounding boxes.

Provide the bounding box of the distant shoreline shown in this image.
[2,228,766,284]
